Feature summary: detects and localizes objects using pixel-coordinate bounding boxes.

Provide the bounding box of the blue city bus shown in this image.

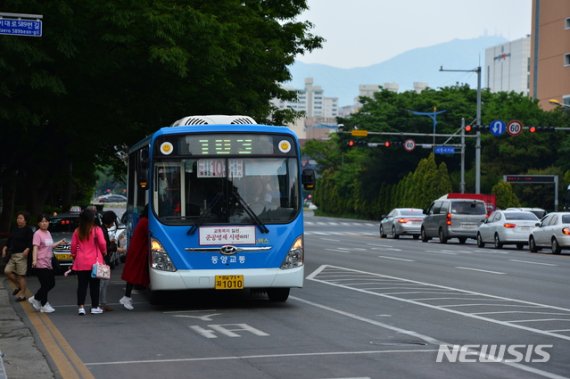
[126,115,315,303]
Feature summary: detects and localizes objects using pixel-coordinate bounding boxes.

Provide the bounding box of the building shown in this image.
[530,0,570,109]
[271,77,339,118]
[485,36,531,95]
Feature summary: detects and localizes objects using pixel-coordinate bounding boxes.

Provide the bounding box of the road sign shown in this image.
[403,139,416,152]
[0,18,42,37]
[506,120,523,136]
[434,146,455,155]
[504,175,556,184]
[489,120,506,137]
[351,130,368,137]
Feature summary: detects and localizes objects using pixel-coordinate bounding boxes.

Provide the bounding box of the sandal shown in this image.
[15,296,26,302]
[12,288,20,296]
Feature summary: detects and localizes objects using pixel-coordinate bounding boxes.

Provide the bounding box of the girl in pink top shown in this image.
[71,209,107,315]
[28,214,66,313]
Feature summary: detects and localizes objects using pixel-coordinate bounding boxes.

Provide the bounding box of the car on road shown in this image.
[528,212,570,254]
[476,210,539,249]
[50,212,81,271]
[421,199,487,244]
[379,208,425,239]
[505,207,547,219]
[96,194,127,203]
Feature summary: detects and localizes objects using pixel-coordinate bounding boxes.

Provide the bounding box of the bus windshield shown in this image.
[153,157,299,225]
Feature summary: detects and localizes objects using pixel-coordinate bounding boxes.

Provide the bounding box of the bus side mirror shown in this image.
[302,168,316,190]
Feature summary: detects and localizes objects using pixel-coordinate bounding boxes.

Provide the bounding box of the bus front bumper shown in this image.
[149,266,304,291]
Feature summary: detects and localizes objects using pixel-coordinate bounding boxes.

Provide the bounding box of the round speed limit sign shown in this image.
[403,139,416,152]
[506,120,524,136]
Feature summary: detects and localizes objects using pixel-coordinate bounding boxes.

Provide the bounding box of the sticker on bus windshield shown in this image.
[278,140,292,153]
[199,226,256,245]
[197,159,243,178]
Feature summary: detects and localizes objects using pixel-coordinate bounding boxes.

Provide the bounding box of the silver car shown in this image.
[476,210,538,249]
[528,212,570,254]
[380,208,425,239]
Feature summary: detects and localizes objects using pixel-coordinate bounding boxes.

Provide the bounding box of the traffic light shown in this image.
[347,139,355,148]
[465,124,472,133]
[384,141,391,148]
[528,126,555,133]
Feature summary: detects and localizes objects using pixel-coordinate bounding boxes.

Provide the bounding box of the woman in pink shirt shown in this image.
[28,214,66,313]
[71,208,107,315]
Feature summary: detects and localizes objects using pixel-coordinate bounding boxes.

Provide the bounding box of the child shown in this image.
[28,214,66,313]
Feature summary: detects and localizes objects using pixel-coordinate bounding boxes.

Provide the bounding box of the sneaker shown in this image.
[40,303,55,313]
[119,296,134,310]
[90,307,103,314]
[28,296,41,311]
[78,307,86,316]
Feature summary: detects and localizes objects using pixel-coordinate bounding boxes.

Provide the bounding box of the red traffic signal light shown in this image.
[465,125,472,132]
[347,139,355,148]
[529,126,536,133]
[384,141,391,148]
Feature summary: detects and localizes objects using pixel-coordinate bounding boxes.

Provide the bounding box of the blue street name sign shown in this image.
[434,146,455,155]
[0,18,42,37]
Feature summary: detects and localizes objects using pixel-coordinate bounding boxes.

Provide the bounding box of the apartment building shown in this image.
[530,0,570,109]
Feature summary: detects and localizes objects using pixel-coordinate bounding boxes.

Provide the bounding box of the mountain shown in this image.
[287,36,507,106]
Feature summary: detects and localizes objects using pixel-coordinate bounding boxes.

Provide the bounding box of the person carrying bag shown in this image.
[71,208,107,315]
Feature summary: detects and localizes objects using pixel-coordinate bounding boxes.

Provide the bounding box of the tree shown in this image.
[492,182,520,209]
[0,0,323,230]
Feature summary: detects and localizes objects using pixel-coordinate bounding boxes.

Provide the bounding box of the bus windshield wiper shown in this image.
[232,188,269,234]
[187,193,224,235]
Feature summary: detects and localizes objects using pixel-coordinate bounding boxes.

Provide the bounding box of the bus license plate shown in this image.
[215,275,244,290]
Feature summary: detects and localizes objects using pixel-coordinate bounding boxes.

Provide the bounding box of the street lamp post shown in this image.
[409,108,447,148]
[440,65,482,194]
[549,99,570,109]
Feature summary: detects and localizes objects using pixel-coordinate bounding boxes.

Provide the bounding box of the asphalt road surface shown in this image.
[13,211,570,378]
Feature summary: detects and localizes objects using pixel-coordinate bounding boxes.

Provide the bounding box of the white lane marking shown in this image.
[473,311,570,316]
[510,259,558,267]
[85,348,438,366]
[508,318,570,324]
[456,267,505,275]
[377,256,413,262]
[307,265,570,342]
[290,296,569,379]
[426,250,457,255]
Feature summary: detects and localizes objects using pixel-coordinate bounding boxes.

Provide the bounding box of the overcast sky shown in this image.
[296,0,533,68]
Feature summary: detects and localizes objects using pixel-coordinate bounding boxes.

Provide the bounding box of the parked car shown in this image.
[476,210,539,249]
[379,208,425,239]
[505,207,547,219]
[528,212,570,254]
[96,194,127,203]
[421,199,487,244]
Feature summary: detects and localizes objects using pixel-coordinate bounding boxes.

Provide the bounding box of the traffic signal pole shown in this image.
[461,118,466,194]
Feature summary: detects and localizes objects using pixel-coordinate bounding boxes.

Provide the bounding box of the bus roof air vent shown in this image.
[171,115,257,126]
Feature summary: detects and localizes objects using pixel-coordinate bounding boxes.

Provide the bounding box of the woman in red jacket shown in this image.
[71,208,107,315]
[119,205,150,310]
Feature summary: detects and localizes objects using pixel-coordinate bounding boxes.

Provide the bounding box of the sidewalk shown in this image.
[0,275,54,378]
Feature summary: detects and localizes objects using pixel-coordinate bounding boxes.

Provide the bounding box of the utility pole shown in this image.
[461,118,466,194]
[439,66,482,193]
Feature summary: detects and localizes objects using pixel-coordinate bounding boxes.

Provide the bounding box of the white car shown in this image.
[380,208,425,239]
[528,212,570,254]
[476,210,539,249]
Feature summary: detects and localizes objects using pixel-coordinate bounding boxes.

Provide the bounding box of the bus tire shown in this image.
[149,290,164,306]
[267,288,290,302]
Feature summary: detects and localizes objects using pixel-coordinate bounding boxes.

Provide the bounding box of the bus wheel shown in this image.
[267,288,290,302]
[149,290,164,306]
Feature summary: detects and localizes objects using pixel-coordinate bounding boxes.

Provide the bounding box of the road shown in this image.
[15,211,570,378]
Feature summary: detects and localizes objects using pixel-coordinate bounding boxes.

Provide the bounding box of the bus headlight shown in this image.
[281,236,304,269]
[150,238,176,272]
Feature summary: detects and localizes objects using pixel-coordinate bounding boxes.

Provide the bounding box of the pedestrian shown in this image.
[70,208,107,315]
[99,210,126,311]
[28,214,67,313]
[2,211,33,302]
[119,205,150,311]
